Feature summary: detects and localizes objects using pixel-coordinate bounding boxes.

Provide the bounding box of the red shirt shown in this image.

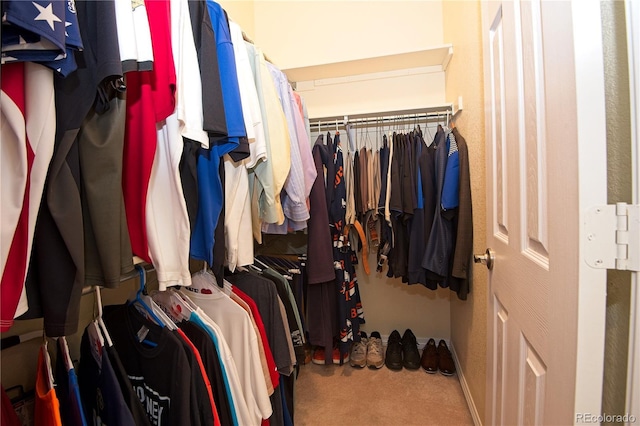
[122,0,176,262]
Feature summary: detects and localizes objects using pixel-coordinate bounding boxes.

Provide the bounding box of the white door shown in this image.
[482,1,609,424]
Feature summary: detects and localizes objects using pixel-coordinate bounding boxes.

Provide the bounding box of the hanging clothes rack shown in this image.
[80,259,154,296]
[309,103,462,131]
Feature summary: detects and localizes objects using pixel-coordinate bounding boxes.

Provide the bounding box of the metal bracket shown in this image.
[584,203,640,271]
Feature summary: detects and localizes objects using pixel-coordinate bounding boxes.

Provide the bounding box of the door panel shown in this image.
[517,0,549,265]
[483,1,608,424]
[489,5,510,243]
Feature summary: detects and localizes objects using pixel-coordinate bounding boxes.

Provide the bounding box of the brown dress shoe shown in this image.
[421,338,438,373]
[437,340,456,376]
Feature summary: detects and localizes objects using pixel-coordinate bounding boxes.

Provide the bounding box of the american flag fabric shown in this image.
[2,0,83,75]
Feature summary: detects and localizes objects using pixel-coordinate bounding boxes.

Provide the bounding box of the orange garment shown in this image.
[35,345,62,426]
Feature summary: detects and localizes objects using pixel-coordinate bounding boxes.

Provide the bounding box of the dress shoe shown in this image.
[437,340,456,376]
[401,329,421,370]
[385,330,403,370]
[420,338,438,373]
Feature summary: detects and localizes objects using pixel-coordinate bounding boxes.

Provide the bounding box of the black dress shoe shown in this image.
[401,329,421,370]
[385,330,403,370]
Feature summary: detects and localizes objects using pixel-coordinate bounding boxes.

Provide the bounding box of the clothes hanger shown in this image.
[189,266,221,294]
[171,288,202,312]
[129,264,165,329]
[58,336,74,372]
[93,285,114,347]
[41,337,55,391]
[151,290,193,323]
[253,257,270,270]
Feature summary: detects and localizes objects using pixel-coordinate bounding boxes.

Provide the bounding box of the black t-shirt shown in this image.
[173,330,213,426]
[178,320,234,426]
[56,0,122,131]
[225,271,292,375]
[104,345,151,426]
[103,304,197,426]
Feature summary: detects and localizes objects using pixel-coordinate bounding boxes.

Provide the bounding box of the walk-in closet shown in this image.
[2,1,639,425]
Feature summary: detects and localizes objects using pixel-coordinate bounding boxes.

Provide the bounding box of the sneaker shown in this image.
[312,347,327,365]
[333,346,349,365]
[350,332,368,368]
[385,330,403,370]
[366,331,384,369]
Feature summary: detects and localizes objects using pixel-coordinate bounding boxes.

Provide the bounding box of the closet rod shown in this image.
[310,104,456,130]
[81,259,154,296]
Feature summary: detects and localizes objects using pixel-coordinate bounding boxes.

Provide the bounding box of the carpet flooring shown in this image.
[294,362,474,426]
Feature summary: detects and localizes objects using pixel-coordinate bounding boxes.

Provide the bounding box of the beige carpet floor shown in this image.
[294,363,474,426]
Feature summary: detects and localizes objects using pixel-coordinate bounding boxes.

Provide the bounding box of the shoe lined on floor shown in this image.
[333,346,349,365]
[312,347,327,365]
[421,338,438,373]
[366,331,384,369]
[350,332,368,368]
[437,340,456,376]
[385,330,403,370]
[401,329,421,370]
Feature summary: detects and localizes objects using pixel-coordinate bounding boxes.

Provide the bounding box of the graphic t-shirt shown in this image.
[103,304,197,426]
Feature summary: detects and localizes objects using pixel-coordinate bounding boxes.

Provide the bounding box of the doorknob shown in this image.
[474,248,495,270]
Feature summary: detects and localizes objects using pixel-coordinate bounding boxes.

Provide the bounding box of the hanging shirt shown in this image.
[263,64,307,230]
[144,0,198,290]
[328,135,365,357]
[191,1,247,266]
[179,319,234,426]
[103,304,199,426]
[422,128,454,281]
[122,0,176,264]
[78,322,136,426]
[173,328,219,426]
[231,286,280,390]
[441,130,460,211]
[2,0,82,76]
[225,271,293,377]
[114,0,154,72]
[55,339,88,426]
[185,286,273,423]
[246,44,290,235]
[0,62,55,332]
[228,291,275,396]
[185,306,254,426]
[35,344,62,426]
[223,153,254,271]
[306,136,337,285]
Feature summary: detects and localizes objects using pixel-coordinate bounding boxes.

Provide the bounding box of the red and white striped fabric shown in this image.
[1,62,56,331]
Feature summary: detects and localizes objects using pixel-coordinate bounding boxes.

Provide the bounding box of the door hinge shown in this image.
[584,203,640,271]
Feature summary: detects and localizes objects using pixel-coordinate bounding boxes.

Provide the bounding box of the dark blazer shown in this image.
[450,127,473,300]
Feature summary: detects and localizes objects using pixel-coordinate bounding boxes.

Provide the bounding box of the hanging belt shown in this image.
[344,220,370,275]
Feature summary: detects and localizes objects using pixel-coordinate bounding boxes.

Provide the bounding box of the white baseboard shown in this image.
[450,342,483,426]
